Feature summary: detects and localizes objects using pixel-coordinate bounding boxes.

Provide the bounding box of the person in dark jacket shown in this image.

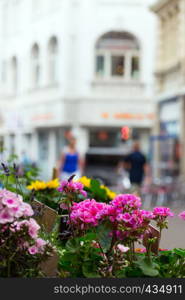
[124,142,147,187]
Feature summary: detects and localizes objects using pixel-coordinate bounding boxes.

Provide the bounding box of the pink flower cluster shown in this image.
[28,238,47,255]
[0,189,49,256]
[110,210,154,241]
[12,218,48,255]
[69,194,154,240]
[70,199,109,229]
[111,194,142,212]
[153,207,174,218]
[14,218,40,239]
[178,211,185,220]
[68,193,175,243]
[58,180,87,197]
[108,195,152,225]
[115,209,154,226]
[0,189,34,224]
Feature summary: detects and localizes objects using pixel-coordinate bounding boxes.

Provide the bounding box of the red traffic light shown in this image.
[121,126,130,140]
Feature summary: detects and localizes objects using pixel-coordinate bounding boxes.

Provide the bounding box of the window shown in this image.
[90,129,120,148]
[95,31,140,80]
[48,36,58,84]
[11,56,18,93]
[111,56,125,76]
[31,43,40,88]
[131,56,139,79]
[96,55,105,76]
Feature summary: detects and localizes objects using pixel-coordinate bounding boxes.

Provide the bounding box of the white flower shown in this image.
[117,244,130,253]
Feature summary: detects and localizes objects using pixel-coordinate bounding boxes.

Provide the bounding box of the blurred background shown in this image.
[0,0,184,212]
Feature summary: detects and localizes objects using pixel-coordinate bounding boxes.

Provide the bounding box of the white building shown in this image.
[0,0,156,179]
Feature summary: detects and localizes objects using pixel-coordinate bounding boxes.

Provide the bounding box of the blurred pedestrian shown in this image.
[116,161,131,191]
[124,142,147,193]
[57,137,84,181]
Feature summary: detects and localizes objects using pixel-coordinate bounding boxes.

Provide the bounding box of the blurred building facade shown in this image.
[0,0,156,178]
[152,0,185,178]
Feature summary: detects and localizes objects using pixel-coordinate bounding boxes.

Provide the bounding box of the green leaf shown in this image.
[115,268,126,278]
[80,232,97,242]
[97,223,112,251]
[136,257,159,277]
[90,179,101,190]
[65,238,80,253]
[125,266,144,278]
[82,262,101,278]
[173,248,185,257]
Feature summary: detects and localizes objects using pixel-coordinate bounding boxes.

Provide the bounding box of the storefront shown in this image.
[151,97,181,177]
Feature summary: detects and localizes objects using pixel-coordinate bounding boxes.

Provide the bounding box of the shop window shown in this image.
[111,55,125,76]
[90,130,119,148]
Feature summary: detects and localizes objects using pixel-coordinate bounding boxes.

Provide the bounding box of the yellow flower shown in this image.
[27,180,47,191]
[46,178,60,189]
[100,185,116,200]
[107,190,117,199]
[27,178,60,191]
[78,176,91,188]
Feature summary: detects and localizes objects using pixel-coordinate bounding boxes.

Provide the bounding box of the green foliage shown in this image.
[58,234,102,278]
[122,250,185,278]
[90,179,107,201]
[32,189,61,211]
[0,224,53,278]
[155,249,185,278]
[0,154,40,200]
[135,256,159,277]
[96,223,112,252]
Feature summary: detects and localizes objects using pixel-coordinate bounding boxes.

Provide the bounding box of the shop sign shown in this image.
[101,112,155,120]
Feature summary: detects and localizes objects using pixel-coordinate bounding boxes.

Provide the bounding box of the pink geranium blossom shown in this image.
[27,218,40,239]
[0,189,34,223]
[69,194,154,242]
[117,244,130,253]
[111,194,142,211]
[70,199,109,229]
[178,211,185,220]
[28,245,39,255]
[22,202,34,217]
[153,207,174,218]
[58,180,87,197]
[14,218,40,239]
[2,198,19,208]
[36,238,47,248]
[0,208,14,224]
[35,238,47,253]
[0,189,52,261]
